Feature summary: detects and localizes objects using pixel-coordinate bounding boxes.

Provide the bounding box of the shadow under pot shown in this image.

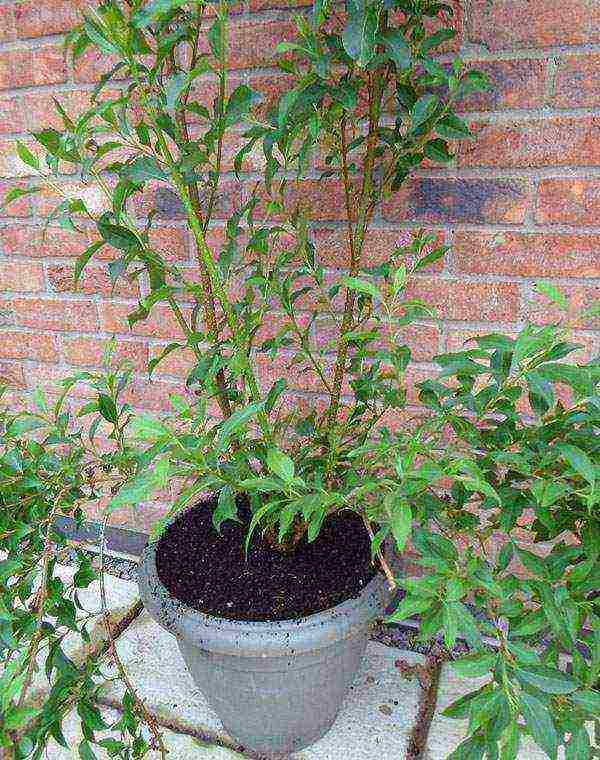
[137,499,390,758]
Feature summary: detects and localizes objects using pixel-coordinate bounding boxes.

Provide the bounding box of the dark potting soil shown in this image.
[155,497,378,621]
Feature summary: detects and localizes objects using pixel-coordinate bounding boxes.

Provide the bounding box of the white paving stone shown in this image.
[39,706,245,759]
[100,613,425,759]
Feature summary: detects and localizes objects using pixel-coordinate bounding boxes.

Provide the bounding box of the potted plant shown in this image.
[5,0,486,755]
[3,1,597,759]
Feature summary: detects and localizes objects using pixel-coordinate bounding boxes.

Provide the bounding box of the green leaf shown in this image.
[120,157,168,183]
[342,276,381,300]
[387,595,433,623]
[97,215,140,252]
[411,94,439,128]
[566,727,591,760]
[107,459,170,511]
[225,85,261,126]
[342,0,379,67]
[133,0,189,27]
[130,414,170,440]
[1,184,40,209]
[389,499,412,552]
[515,666,578,694]
[78,741,97,760]
[452,652,497,678]
[74,241,104,286]
[381,29,411,70]
[520,692,558,759]
[266,448,295,482]
[571,689,600,714]
[556,443,596,485]
[16,141,39,170]
[535,280,568,310]
[97,393,118,424]
[424,138,453,163]
[213,487,238,533]
[217,402,262,446]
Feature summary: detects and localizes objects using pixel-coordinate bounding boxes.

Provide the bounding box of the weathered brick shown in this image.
[536,178,600,225]
[61,336,148,370]
[0,94,26,134]
[199,19,297,70]
[73,48,122,84]
[0,360,25,388]
[553,55,600,109]
[14,0,85,38]
[469,0,600,50]
[248,0,312,9]
[0,226,97,259]
[526,284,600,329]
[148,345,196,379]
[454,231,600,278]
[254,179,348,222]
[0,5,16,42]
[2,46,67,90]
[459,118,600,169]
[9,297,99,332]
[0,261,44,292]
[405,278,521,322]
[148,227,190,262]
[0,330,59,362]
[139,179,243,221]
[47,263,138,298]
[36,182,111,216]
[314,228,446,270]
[459,59,546,112]
[382,178,531,225]
[246,72,296,119]
[101,302,189,340]
[22,89,96,132]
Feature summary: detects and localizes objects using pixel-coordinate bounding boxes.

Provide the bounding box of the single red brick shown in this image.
[139,179,243,221]
[148,345,196,379]
[248,0,312,9]
[61,336,149,370]
[536,178,600,225]
[101,302,190,340]
[0,226,98,259]
[148,227,190,263]
[122,376,192,412]
[406,278,521,322]
[526,284,600,329]
[382,177,531,225]
[469,0,600,51]
[459,59,546,111]
[8,46,67,89]
[553,55,600,109]
[0,360,26,388]
[454,231,600,278]
[0,261,44,292]
[0,330,59,362]
[315,228,446,269]
[14,0,84,38]
[22,89,97,132]
[199,18,297,70]
[0,95,26,134]
[459,118,600,169]
[47,263,139,298]
[10,297,99,332]
[0,6,16,42]
[73,47,122,84]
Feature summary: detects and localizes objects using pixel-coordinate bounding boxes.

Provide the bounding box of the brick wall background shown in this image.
[1,1,599,531]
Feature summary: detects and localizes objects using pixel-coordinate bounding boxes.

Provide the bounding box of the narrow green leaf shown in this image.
[520,692,558,759]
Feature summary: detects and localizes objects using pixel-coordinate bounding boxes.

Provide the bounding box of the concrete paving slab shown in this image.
[100,612,426,759]
[39,705,246,759]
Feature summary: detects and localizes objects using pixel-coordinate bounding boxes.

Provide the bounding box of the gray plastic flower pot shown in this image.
[138,534,389,758]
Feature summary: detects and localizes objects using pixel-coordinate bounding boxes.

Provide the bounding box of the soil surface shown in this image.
[155,496,378,621]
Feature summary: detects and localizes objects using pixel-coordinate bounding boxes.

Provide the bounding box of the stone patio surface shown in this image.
[4,564,556,759]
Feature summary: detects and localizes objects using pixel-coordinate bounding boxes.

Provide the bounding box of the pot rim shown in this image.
[138,509,390,657]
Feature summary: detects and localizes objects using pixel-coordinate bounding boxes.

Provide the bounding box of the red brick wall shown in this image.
[1,1,599,529]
